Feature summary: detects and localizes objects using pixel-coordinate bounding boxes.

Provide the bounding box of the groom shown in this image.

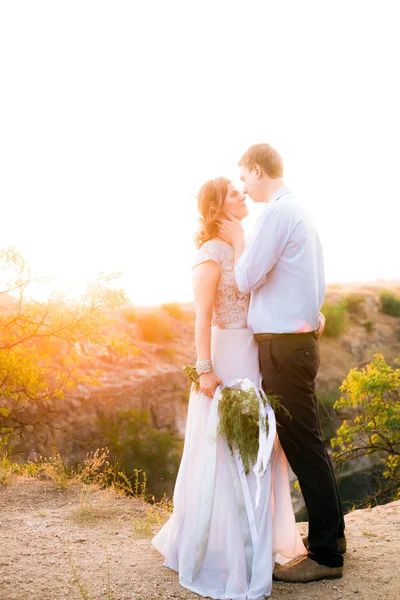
[218,143,345,583]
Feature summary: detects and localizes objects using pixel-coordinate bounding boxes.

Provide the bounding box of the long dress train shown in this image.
[152,240,305,599]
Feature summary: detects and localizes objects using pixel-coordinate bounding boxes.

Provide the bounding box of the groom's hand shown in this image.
[315,312,326,339]
[217,213,244,246]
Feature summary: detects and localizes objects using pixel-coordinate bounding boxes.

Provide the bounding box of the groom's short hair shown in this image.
[238,144,283,178]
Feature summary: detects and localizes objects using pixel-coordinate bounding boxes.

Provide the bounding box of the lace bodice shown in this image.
[193,239,250,326]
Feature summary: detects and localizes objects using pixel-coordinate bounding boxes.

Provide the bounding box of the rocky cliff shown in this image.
[10,283,400,466]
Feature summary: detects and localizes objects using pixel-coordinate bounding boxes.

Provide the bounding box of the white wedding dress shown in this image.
[152,239,306,600]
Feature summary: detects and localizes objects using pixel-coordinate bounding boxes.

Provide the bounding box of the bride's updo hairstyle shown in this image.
[195,177,230,248]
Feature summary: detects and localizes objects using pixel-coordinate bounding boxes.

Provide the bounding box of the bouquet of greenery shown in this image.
[184,365,201,392]
[183,365,287,474]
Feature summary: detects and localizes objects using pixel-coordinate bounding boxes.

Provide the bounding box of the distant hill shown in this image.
[126,283,400,396]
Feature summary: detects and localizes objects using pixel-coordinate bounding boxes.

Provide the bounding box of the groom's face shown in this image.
[239,165,263,203]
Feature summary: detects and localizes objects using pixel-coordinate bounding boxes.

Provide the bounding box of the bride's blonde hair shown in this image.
[194,177,230,248]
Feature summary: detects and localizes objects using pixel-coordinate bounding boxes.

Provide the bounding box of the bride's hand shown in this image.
[199,371,222,399]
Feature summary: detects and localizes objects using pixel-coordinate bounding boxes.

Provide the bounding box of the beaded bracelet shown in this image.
[196,359,213,375]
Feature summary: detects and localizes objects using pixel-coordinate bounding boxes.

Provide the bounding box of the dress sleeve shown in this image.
[192,242,222,270]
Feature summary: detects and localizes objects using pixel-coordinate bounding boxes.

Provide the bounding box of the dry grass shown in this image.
[67,540,115,600]
[70,486,119,524]
[1,451,173,541]
[132,505,168,539]
[0,448,146,497]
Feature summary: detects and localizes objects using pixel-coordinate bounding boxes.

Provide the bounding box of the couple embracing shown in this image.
[152,143,345,600]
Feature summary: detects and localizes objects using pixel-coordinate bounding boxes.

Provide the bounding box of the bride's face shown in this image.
[223,183,249,221]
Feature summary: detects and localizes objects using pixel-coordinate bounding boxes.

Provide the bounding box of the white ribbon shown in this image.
[253,386,276,508]
[191,378,276,582]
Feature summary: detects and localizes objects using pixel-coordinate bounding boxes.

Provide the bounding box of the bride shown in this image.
[152,177,306,599]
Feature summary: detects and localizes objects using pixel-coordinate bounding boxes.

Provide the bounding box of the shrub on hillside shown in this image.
[136,313,173,343]
[0,247,135,449]
[363,320,376,333]
[318,387,341,411]
[161,302,184,320]
[345,294,366,317]
[96,409,182,499]
[322,302,348,337]
[379,292,400,317]
[122,305,137,323]
[156,347,176,360]
[331,354,400,505]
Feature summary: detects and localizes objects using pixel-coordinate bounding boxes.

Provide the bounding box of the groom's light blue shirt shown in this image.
[235,187,326,334]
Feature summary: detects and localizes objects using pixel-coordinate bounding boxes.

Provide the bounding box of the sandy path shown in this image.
[0,479,399,600]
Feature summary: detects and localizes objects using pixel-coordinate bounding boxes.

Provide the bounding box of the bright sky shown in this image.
[1,1,399,306]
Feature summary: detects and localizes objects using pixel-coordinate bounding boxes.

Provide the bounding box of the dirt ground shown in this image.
[0,478,399,600]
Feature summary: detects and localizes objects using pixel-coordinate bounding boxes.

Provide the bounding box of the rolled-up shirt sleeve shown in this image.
[235,204,290,294]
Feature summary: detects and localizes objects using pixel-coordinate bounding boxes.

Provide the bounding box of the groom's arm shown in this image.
[234,206,290,294]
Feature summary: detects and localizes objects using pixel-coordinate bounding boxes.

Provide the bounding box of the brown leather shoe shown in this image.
[273,556,343,583]
[302,534,347,554]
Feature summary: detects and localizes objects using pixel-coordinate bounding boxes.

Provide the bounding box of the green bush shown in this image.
[363,319,376,333]
[318,387,341,411]
[95,409,182,499]
[345,294,365,317]
[162,302,184,320]
[136,312,173,342]
[379,292,400,317]
[322,302,348,337]
[332,354,400,505]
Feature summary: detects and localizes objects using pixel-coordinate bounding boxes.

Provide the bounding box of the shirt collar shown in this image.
[269,186,291,204]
